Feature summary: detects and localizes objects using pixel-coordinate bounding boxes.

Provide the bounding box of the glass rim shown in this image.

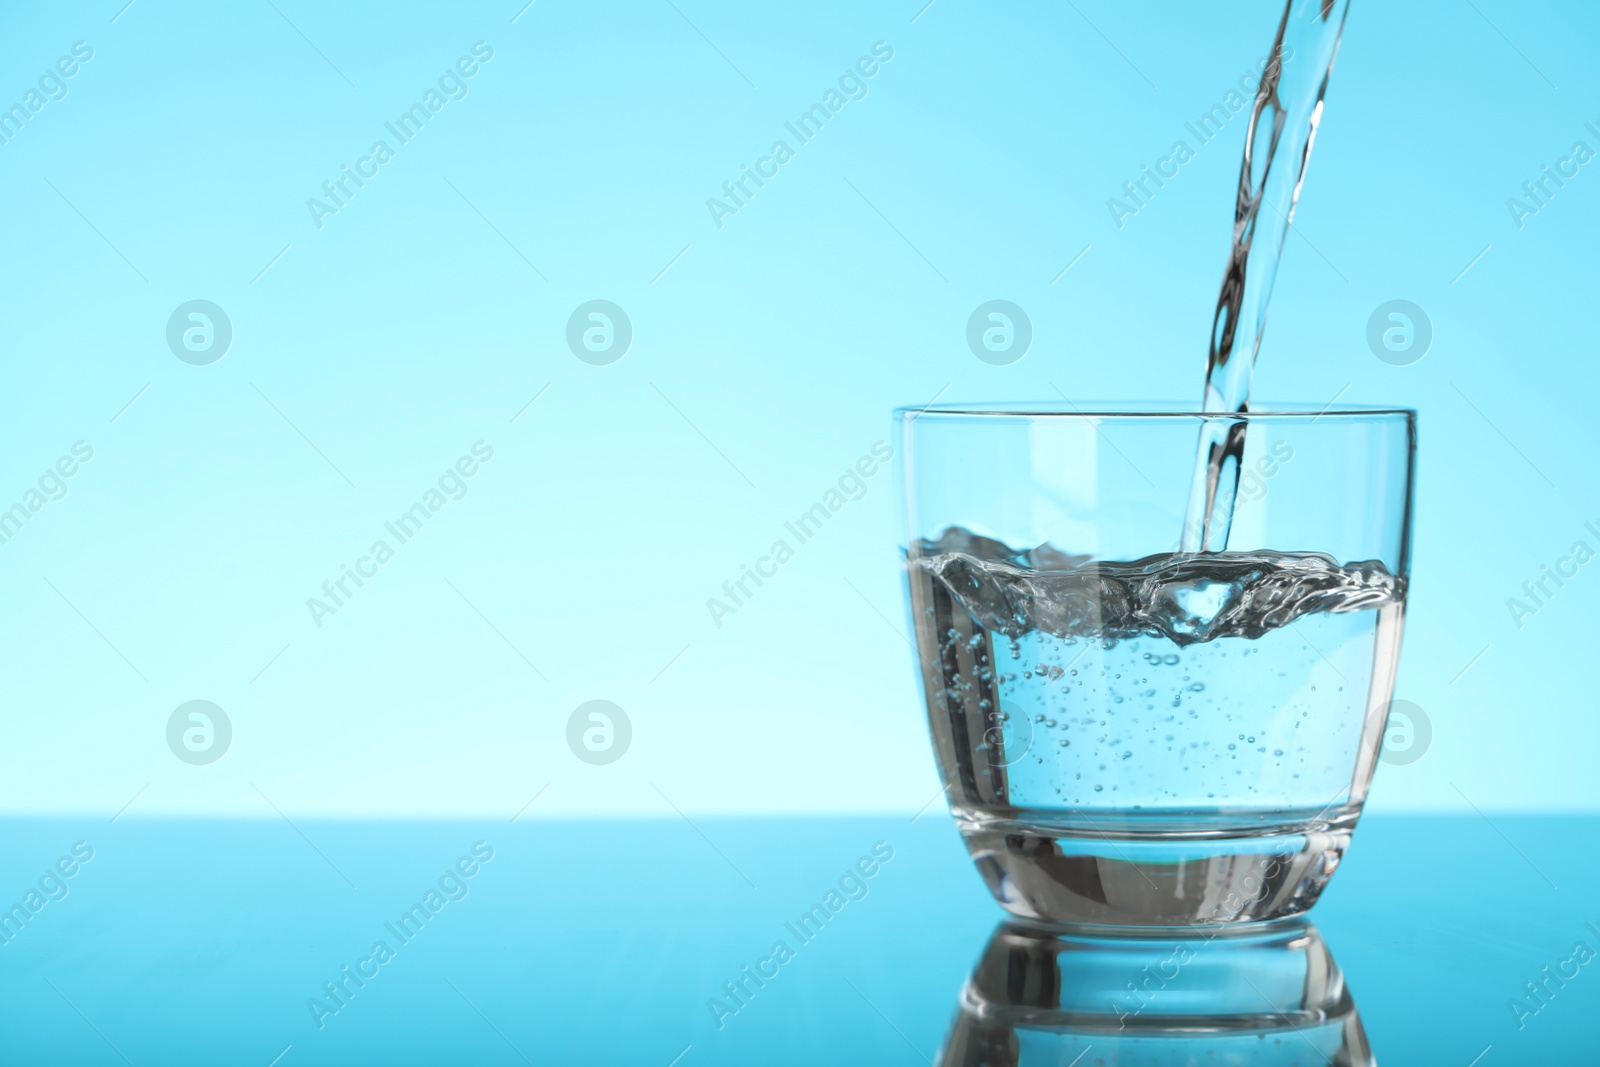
[895,401,1415,421]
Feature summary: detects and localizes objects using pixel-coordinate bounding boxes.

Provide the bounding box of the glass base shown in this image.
[956,807,1358,929]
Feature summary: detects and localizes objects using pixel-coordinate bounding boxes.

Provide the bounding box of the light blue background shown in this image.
[1,0,1594,817]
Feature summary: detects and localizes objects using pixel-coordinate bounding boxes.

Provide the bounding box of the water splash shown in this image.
[1182,0,1352,553]
[912,526,1402,647]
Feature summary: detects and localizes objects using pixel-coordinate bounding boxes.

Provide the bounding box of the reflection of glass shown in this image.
[898,406,1416,928]
[937,920,1374,1066]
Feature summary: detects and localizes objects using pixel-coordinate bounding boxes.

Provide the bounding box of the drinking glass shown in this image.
[898,403,1415,929]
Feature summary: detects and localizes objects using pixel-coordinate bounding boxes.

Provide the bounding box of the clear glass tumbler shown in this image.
[898,404,1415,929]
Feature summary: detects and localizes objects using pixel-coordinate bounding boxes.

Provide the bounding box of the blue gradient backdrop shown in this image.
[2,0,1594,818]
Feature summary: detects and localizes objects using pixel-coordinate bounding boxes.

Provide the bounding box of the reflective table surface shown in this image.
[0,814,1592,1064]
